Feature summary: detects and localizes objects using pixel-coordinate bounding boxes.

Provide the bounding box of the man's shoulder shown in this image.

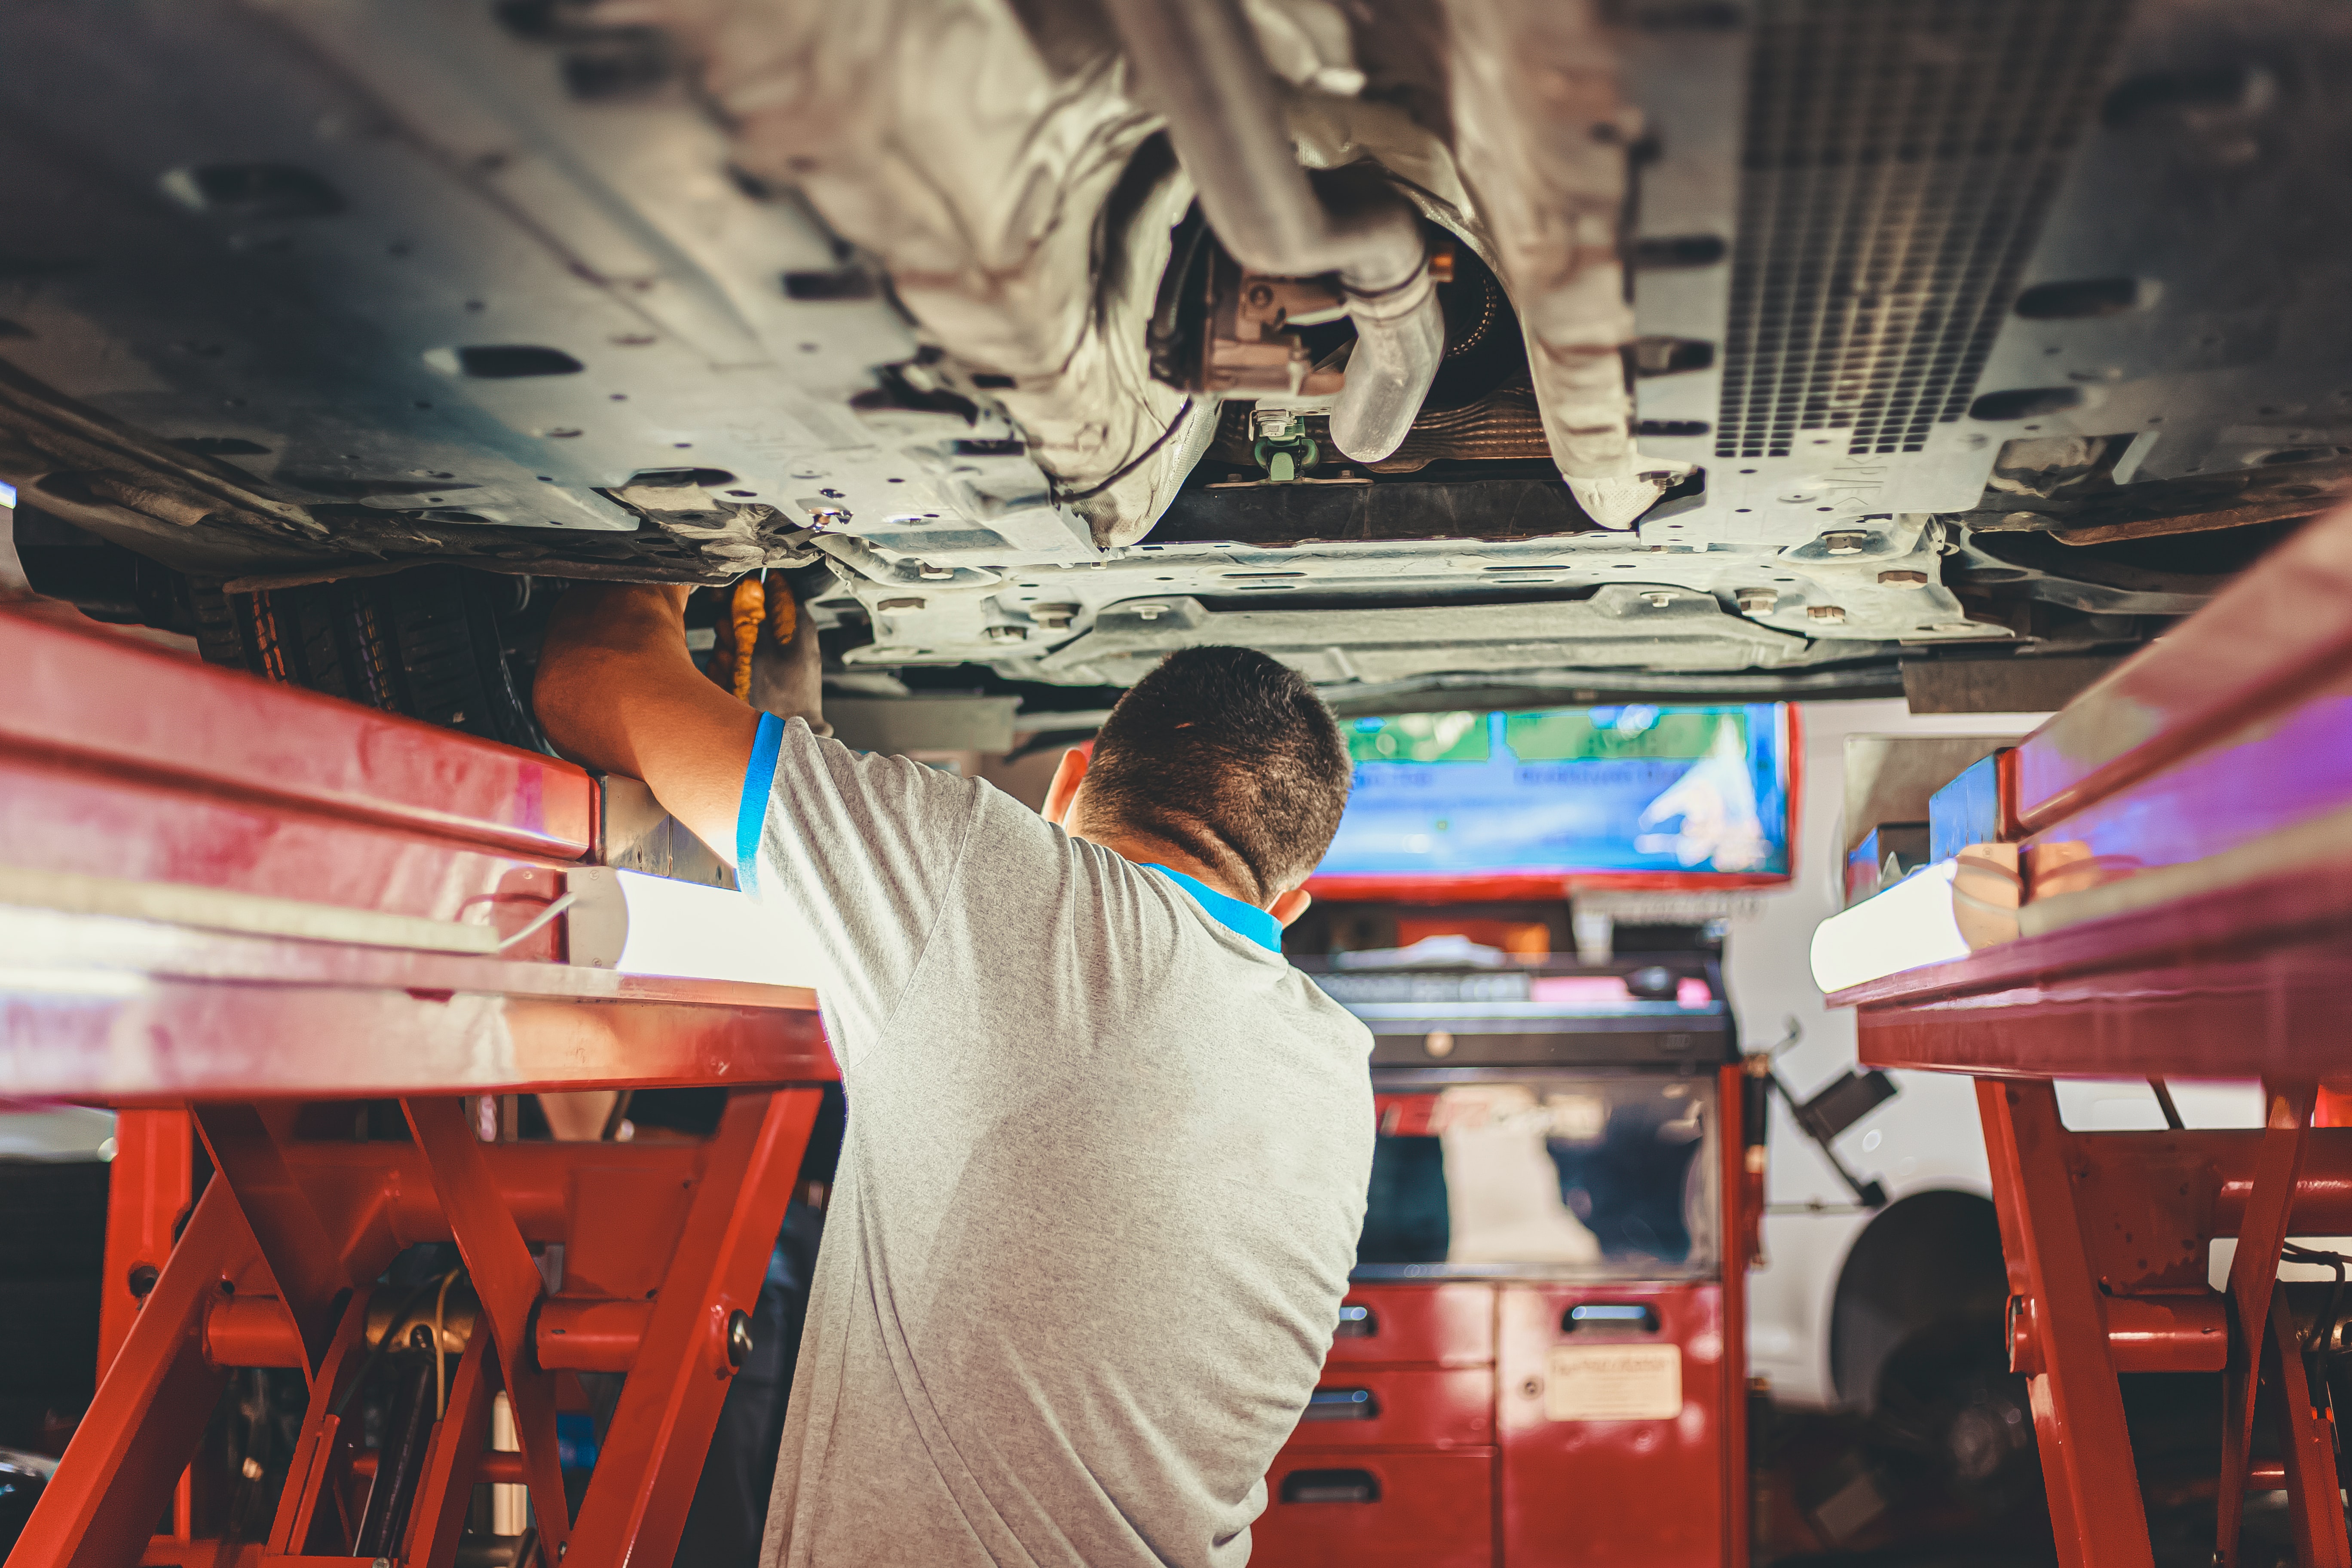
[1282,968,1377,1047]
[1210,960,1378,1087]
[767,721,1014,847]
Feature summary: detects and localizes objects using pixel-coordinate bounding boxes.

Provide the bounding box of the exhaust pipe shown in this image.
[1102,0,1444,463]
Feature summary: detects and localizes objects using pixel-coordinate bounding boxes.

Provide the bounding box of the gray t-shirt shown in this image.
[739,718,1374,1568]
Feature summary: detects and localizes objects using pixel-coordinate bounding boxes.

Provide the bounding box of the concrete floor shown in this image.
[1752,1400,2059,1568]
[1755,1373,2350,1568]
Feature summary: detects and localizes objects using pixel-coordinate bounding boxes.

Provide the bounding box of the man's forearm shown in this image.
[535,582,763,858]
[536,583,695,776]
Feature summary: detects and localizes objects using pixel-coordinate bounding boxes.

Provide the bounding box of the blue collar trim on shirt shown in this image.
[735,711,787,901]
[1145,864,1283,953]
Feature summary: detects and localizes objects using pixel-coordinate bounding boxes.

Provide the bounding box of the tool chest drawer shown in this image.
[1279,1367,1494,1450]
[1323,1283,1494,1367]
[1250,1449,1495,1568]
[1497,1282,1730,1568]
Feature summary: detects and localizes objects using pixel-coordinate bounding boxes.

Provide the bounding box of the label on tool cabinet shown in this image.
[1544,1344,1681,1421]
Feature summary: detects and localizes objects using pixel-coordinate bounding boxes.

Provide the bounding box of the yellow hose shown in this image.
[730,576,764,701]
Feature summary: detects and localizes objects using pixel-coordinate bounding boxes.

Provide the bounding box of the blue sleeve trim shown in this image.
[735,712,786,900]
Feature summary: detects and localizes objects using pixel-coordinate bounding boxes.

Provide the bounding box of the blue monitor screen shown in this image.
[1316,704,1794,882]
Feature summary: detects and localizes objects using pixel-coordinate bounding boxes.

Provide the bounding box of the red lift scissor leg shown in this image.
[1978,1079,2151,1568]
[90,1108,203,1546]
[404,1318,499,1567]
[29,1182,247,1565]
[267,1291,375,1556]
[2265,1292,2352,1568]
[404,1093,580,1559]
[95,1110,198,1382]
[1835,501,2352,1567]
[2216,1082,2318,1566]
[576,1090,826,1554]
[194,1104,360,1378]
[1974,1081,2352,1568]
[18,1089,824,1568]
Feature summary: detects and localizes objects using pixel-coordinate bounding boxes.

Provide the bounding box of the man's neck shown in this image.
[1086,829,1261,910]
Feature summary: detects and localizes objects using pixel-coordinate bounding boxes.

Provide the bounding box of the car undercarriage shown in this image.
[4,0,2349,741]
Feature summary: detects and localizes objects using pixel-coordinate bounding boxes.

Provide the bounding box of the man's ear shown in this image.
[1270,885,1314,928]
[1043,747,1090,828]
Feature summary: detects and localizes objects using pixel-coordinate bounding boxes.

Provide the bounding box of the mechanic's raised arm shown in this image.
[534,582,761,862]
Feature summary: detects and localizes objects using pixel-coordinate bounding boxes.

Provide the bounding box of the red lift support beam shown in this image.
[0,603,836,1568]
[1828,502,2352,1568]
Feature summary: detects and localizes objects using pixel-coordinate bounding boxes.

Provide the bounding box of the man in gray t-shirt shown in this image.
[536,585,1375,1567]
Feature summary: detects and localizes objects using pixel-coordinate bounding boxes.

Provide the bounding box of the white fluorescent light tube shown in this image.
[1809,859,1972,995]
[566,867,817,989]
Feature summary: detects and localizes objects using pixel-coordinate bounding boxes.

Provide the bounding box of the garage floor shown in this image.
[1755,1375,2342,1568]
[1754,1397,2059,1568]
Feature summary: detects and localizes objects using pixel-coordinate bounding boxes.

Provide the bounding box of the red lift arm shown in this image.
[1829,502,2352,1568]
[0,603,836,1568]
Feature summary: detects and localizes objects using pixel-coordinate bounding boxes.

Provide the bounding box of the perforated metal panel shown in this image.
[1715,0,2134,462]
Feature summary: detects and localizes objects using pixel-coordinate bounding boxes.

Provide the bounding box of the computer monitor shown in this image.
[1310,703,1797,899]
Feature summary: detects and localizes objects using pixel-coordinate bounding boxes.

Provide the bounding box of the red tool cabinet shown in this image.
[1252,952,1755,1568]
[1499,1282,1735,1567]
[1259,1284,1498,1568]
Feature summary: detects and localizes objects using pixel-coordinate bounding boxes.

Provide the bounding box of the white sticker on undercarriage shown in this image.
[1544,1344,1681,1421]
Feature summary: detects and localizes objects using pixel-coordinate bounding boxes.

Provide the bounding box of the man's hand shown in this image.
[535,582,762,862]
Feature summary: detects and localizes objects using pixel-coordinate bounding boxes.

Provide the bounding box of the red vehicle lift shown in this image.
[1829,502,2352,1567]
[0,602,836,1567]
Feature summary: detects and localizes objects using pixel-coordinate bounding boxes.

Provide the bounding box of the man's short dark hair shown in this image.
[1080,646,1352,903]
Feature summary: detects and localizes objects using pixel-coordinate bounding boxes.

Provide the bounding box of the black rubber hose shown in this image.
[352,1331,438,1555]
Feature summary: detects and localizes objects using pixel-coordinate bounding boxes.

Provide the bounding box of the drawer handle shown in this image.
[1564,1302,1660,1333]
[1333,1304,1378,1339]
[1280,1468,1381,1504]
[1301,1387,1379,1421]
